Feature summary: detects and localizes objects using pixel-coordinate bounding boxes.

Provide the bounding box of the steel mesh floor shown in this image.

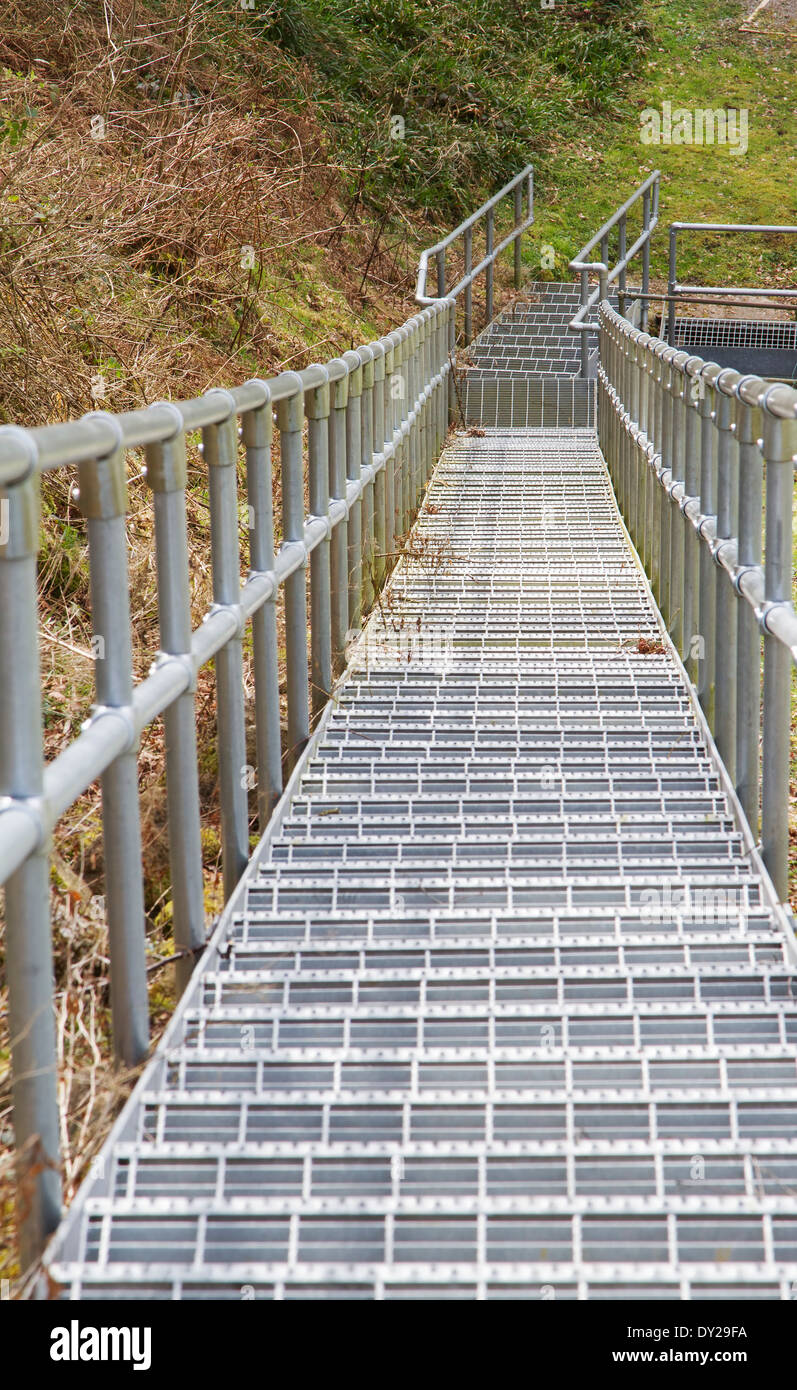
[45,428,797,1300]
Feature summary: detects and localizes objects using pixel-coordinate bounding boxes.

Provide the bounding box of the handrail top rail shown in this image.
[569,170,660,271]
[670,220,797,234]
[599,297,797,422]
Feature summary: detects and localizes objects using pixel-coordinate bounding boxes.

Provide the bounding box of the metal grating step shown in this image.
[45,427,797,1300]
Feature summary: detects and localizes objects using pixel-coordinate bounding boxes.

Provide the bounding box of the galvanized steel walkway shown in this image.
[47,425,797,1300]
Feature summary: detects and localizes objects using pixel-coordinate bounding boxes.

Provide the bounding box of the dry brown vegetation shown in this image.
[0,0,432,1278]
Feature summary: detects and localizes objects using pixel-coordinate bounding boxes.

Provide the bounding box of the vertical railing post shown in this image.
[628,331,641,546]
[618,327,629,518]
[447,298,457,422]
[617,213,627,319]
[398,326,412,534]
[343,349,364,634]
[436,305,445,455]
[0,447,62,1269]
[203,392,250,898]
[359,345,375,615]
[415,316,426,504]
[668,353,688,655]
[464,228,473,345]
[370,341,387,592]
[145,407,206,992]
[485,208,494,327]
[242,384,283,824]
[394,329,408,541]
[421,310,430,482]
[579,269,590,379]
[382,337,398,572]
[79,423,150,1062]
[682,361,702,685]
[407,319,421,518]
[641,340,655,576]
[760,405,797,899]
[650,345,666,603]
[276,376,311,771]
[513,182,523,290]
[641,188,651,332]
[306,367,333,719]
[734,389,763,831]
[667,225,678,345]
[713,373,740,780]
[696,373,718,726]
[658,351,674,621]
[327,360,349,673]
[436,247,446,299]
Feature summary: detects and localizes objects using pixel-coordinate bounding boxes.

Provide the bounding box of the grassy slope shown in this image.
[531,0,796,289]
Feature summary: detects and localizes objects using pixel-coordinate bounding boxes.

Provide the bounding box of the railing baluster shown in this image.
[79,427,150,1060]
[760,407,797,899]
[436,247,446,298]
[145,407,206,991]
[668,353,688,655]
[370,342,387,592]
[277,376,311,772]
[713,373,740,779]
[243,386,283,823]
[485,208,494,326]
[398,327,411,536]
[641,189,651,332]
[360,346,375,616]
[641,339,655,575]
[306,368,333,719]
[383,337,398,572]
[618,213,627,319]
[697,374,718,726]
[203,394,250,898]
[328,360,349,674]
[514,183,523,290]
[658,350,674,617]
[464,229,473,344]
[682,361,702,685]
[734,391,763,830]
[343,350,364,635]
[0,452,62,1268]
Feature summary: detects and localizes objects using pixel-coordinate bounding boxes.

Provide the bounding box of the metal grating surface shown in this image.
[460,282,609,426]
[674,319,797,351]
[45,428,797,1300]
[461,377,595,429]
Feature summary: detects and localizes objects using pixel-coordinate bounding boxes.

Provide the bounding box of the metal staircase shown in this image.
[460,283,606,428]
[45,423,797,1299]
[4,167,796,1302]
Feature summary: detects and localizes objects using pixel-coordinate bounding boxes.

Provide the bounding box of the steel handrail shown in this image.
[666,221,797,341]
[568,170,661,377]
[597,297,797,923]
[0,289,457,1273]
[415,164,533,344]
[1,162,542,1273]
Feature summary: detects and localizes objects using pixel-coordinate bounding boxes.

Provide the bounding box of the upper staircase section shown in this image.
[467,283,588,377]
[459,283,605,430]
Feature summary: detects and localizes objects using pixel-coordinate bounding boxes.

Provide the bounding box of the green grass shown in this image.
[528,0,796,291]
[244,0,650,222]
[241,0,795,292]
